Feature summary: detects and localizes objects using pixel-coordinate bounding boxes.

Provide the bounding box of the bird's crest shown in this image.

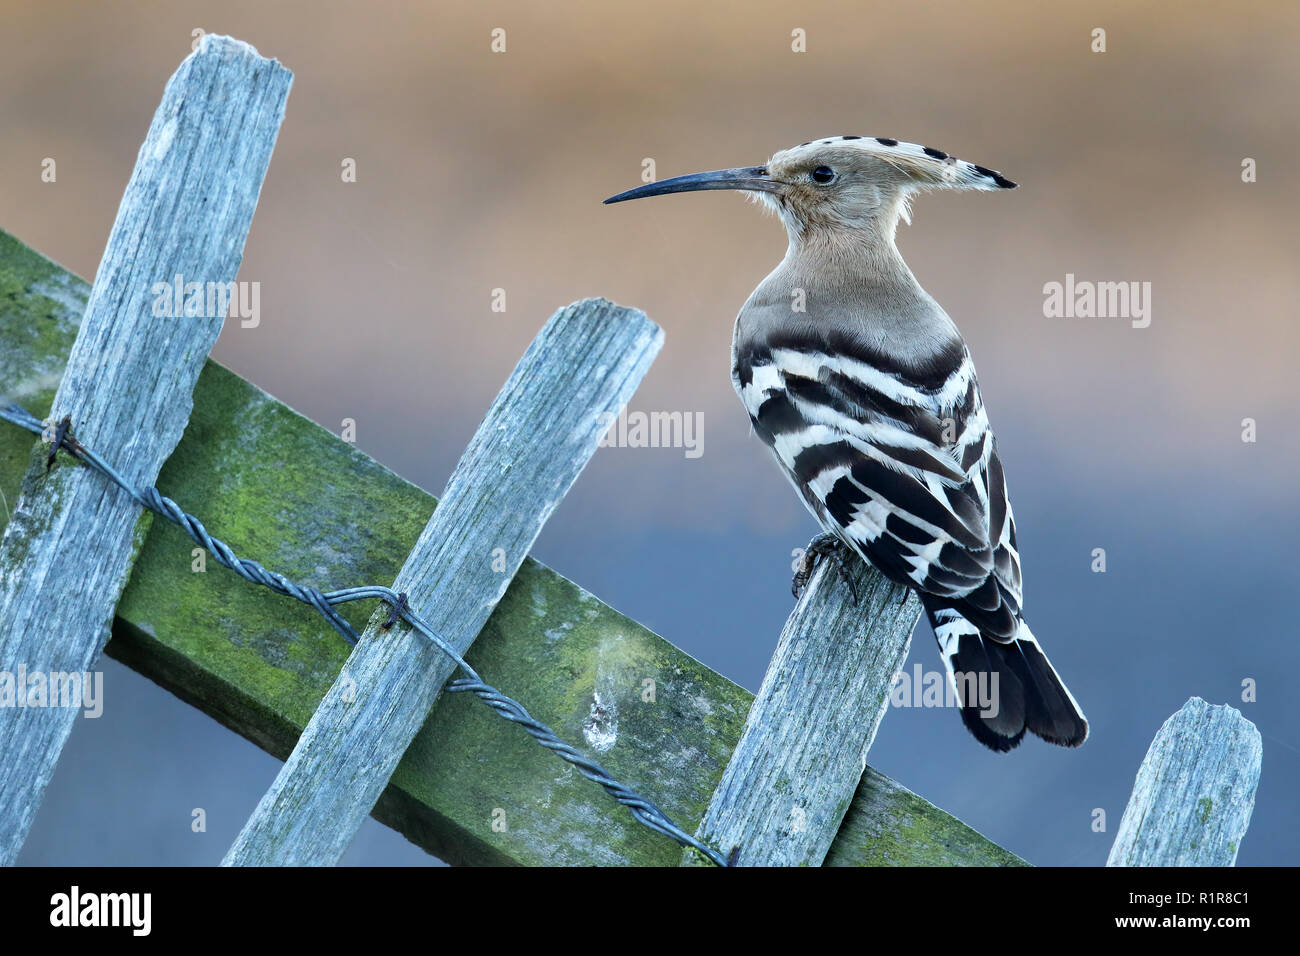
[773,135,1017,192]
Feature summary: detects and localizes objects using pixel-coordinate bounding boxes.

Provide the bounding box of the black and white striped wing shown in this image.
[735,340,1022,639]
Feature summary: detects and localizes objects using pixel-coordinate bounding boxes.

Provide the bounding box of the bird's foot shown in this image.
[792,532,859,605]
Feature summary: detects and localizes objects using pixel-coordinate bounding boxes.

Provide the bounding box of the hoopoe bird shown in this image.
[605,135,1088,751]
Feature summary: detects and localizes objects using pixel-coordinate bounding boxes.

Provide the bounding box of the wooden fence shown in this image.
[0,36,1264,867]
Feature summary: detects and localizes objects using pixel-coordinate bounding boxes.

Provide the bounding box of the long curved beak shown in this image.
[603,166,778,204]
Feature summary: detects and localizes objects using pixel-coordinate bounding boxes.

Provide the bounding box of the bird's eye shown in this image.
[810,166,836,184]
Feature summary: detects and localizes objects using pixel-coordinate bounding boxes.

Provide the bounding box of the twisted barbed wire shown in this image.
[0,400,729,867]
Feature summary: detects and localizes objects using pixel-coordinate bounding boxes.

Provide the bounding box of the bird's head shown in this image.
[604,135,1016,243]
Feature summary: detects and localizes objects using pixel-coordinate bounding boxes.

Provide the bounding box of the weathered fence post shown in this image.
[0,36,290,864]
[683,554,922,866]
[223,298,662,865]
[1107,697,1262,867]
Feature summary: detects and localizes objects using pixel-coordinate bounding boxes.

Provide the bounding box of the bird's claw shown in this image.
[792,531,859,605]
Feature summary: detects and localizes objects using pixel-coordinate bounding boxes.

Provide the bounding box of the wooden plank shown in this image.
[826,767,1027,866]
[0,37,290,864]
[1106,697,1261,867]
[682,556,921,865]
[0,229,1022,866]
[223,299,664,865]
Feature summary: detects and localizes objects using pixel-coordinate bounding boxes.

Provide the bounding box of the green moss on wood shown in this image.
[1198,797,1213,824]
[0,231,86,538]
[823,770,1027,867]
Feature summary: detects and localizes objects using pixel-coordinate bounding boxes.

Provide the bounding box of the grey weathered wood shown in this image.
[222,298,663,865]
[684,553,922,866]
[1106,697,1262,867]
[0,36,290,864]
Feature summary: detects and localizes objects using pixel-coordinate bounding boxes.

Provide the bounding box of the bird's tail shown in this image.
[924,599,1089,752]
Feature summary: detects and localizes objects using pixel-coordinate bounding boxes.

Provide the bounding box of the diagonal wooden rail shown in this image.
[0,36,290,864]
[224,299,663,865]
[0,228,1022,865]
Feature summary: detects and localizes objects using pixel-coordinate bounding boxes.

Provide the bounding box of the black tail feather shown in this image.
[926,599,1089,752]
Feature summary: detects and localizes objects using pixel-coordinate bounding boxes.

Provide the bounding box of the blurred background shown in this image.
[2,0,1297,865]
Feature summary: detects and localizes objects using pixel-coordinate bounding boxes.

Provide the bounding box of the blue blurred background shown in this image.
[3,0,1296,865]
